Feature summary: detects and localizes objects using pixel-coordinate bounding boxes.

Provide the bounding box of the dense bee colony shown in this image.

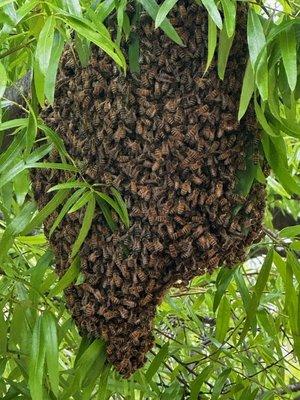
[31,1,266,377]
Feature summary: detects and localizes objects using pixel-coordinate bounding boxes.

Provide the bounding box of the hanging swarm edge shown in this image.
[31,1,267,378]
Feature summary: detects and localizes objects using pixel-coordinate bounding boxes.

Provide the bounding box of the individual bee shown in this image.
[110,79,118,94]
[252,153,260,165]
[153,240,164,253]
[165,99,178,113]
[140,294,153,306]
[169,244,178,258]
[114,125,126,142]
[181,181,191,195]
[137,269,147,282]
[82,303,95,317]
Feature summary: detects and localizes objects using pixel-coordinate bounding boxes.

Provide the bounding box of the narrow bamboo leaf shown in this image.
[111,187,130,228]
[97,364,111,400]
[238,60,254,120]
[239,249,274,343]
[75,33,90,67]
[202,0,222,29]
[28,162,78,172]
[220,0,236,37]
[213,268,235,311]
[146,343,169,380]
[25,105,37,157]
[64,340,105,397]
[279,225,300,238]
[95,190,123,217]
[96,197,117,232]
[256,48,269,101]
[116,0,127,45]
[128,33,140,74]
[218,28,234,80]
[45,30,64,104]
[42,312,59,397]
[50,256,80,296]
[14,169,30,206]
[71,194,95,258]
[211,368,231,400]
[205,15,217,73]
[38,122,69,162]
[279,26,297,91]
[190,365,214,400]
[262,133,300,195]
[0,306,7,354]
[138,0,183,45]
[247,9,265,67]
[0,201,36,260]
[254,99,277,137]
[68,190,91,214]
[0,131,24,174]
[215,295,230,343]
[34,59,45,107]
[0,118,27,131]
[60,15,125,69]
[35,15,56,75]
[21,189,70,235]
[49,188,86,236]
[155,0,178,28]
[48,181,88,193]
[29,316,46,400]
[0,61,7,98]
[65,0,82,16]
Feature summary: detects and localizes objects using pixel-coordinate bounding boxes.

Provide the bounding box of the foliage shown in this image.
[0,0,300,399]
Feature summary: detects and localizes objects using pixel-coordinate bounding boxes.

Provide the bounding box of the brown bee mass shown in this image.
[31,1,266,378]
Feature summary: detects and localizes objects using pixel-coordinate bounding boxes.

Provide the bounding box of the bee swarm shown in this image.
[31,1,266,378]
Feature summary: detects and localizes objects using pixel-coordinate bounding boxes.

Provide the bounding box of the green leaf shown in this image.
[146,343,169,381]
[218,28,234,80]
[213,268,235,311]
[129,33,140,74]
[238,60,254,120]
[29,316,46,400]
[45,30,64,104]
[247,9,265,67]
[0,201,36,261]
[279,225,300,238]
[190,365,214,400]
[111,187,130,228]
[155,0,178,28]
[49,188,86,236]
[50,256,80,296]
[28,162,78,172]
[211,368,231,400]
[21,189,70,235]
[42,312,59,397]
[35,15,56,75]
[68,190,92,214]
[0,61,7,98]
[220,0,236,37]
[215,295,230,343]
[96,196,117,232]
[60,15,125,69]
[48,180,88,192]
[138,0,183,45]
[279,26,297,91]
[205,15,217,73]
[239,249,274,343]
[202,0,222,29]
[71,194,95,258]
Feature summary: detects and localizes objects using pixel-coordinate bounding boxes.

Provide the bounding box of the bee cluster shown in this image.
[31,1,266,377]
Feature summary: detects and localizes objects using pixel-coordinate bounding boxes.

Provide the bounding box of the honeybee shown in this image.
[140,294,153,306]
[169,244,178,258]
[165,99,178,113]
